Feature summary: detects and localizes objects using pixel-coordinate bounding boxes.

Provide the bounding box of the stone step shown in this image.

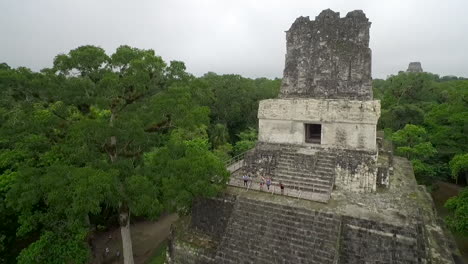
[280,153,335,157]
[270,178,331,191]
[230,211,336,234]
[232,204,338,234]
[236,198,339,225]
[270,183,330,196]
[275,168,334,179]
[275,173,333,185]
[215,247,256,264]
[228,178,332,202]
[223,227,332,258]
[215,198,341,264]
[274,175,334,186]
[279,151,336,158]
[274,179,332,191]
[277,159,335,167]
[279,156,336,163]
[277,162,336,170]
[229,215,338,243]
[217,240,316,264]
[275,168,332,177]
[227,224,330,245]
[220,231,334,264]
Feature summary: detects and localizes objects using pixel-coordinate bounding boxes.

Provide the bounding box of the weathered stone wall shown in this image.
[169,241,215,264]
[190,195,236,241]
[334,149,378,192]
[339,216,426,263]
[171,195,441,264]
[239,143,377,194]
[407,62,423,73]
[168,217,217,264]
[280,9,373,100]
[258,99,380,151]
[243,143,281,178]
[214,197,342,263]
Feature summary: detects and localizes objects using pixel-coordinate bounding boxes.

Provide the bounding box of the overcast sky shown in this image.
[1,0,467,79]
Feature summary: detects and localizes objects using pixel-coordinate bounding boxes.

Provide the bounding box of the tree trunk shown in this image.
[85,213,90,227]
[111,111,134,264]
[120,209,134,264]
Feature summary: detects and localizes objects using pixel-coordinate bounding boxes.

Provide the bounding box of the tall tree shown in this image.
[2,46,228,264]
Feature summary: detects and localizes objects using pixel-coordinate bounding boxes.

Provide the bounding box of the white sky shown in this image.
[1,0,467,79]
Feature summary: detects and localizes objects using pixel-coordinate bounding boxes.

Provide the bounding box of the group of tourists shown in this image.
[241,175,285,195]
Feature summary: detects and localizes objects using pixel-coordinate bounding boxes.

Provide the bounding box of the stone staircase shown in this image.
[273,147,336,202]
[214,197,341,264]
[338,217,427,263]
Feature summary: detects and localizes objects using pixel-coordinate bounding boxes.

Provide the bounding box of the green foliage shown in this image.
[200,73,279,139]
[53,45,109,82]
[233,128,257,156]
[391,124,436,160]
[391,124,428,147]
[376,72,468,184]
[17,231,89,264]
[0,45,240,262]
[209,123,230,149]
[145,131,228,214]
[379,104,425,131]
[390,125,437,182]
[213,143,233,162]
[147,240,168,264]
[411,159,437,184]
[445,188,468,236]
[375,72,438,108]
[449,154,468,182]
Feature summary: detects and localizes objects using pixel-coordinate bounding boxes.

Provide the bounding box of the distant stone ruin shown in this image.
[407,62,424,73]
[168,9,460,264]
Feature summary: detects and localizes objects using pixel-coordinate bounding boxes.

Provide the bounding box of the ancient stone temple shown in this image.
[168,9,461,264]
[250,9,381,201]
[407,62,424,73]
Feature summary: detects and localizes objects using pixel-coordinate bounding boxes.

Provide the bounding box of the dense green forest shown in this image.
[0,45,467,263]
[374,73,468,185]
[0,46,280,263]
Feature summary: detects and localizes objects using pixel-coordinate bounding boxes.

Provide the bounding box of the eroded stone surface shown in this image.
[407,62,423,73]
[257,99,380,151]
[280,9,373,100]
[243,143,281,178]
[169,157,458,264]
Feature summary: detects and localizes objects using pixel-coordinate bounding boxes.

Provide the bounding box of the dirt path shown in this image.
[91,213,178,264]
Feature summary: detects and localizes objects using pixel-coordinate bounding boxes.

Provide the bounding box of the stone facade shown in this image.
[169,157,459,263]
[190,196,236,241]
[280,9,372,100]
[242,143,281,178]
[258,99,380,151]
[339,216,427,263]
[407,62,423,73]
[252,9,380,195]
[334,149,378,192]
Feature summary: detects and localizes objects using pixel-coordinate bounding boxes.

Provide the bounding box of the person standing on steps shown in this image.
[242,174,248,187]
[266,177,272,190]
[280,181,285,195]
[260,176,265,191]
